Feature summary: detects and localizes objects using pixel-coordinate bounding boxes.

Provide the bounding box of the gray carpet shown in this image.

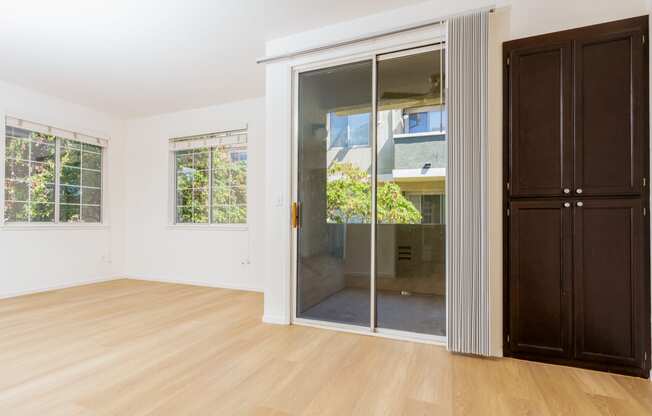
[300,287,446,336]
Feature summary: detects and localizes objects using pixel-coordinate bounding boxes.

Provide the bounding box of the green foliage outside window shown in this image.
[326,162,421,224]
[175,146,247,224]
[4,127,103,224]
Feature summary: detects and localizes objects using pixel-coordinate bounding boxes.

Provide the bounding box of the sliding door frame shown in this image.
[290,39,448,346]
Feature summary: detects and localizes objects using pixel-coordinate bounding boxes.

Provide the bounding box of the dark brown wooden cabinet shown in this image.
[573,199,645,368]
[574,30,645,196]
[504,16,650,378]
[509,43,572,197]
[509,201,572,358]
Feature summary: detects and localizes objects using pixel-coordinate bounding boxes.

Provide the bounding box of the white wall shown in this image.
[263,0,652,351]
[0,80,126,298]
[123,97,266,292]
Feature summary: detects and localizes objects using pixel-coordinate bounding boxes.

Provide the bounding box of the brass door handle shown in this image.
[291,202,300,229]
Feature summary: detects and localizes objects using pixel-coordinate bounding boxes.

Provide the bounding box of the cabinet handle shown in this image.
[576,201,584,207]
[563,188,571,194]
[576,188,583,194]
[564,202,571,208]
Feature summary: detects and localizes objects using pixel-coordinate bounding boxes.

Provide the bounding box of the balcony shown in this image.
[392,131,446,181]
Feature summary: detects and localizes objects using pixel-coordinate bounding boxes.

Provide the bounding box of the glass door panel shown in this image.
[296,61,373,327]
[375,47,447,336]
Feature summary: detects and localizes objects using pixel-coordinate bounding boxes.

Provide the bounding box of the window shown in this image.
[406,193,445,225]
[230,151,247,162]
[173,132,247,225]
[328,112,370,147]
[403,106,447,134]
[4,123,105,224]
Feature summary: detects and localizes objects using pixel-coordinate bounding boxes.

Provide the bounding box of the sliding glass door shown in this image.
[295,45,446,337]
[296,61,373,327]
[376,47,446,336]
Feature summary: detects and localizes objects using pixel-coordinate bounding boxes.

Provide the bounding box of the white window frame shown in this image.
[0,115,109,231]
[167,129,248,231]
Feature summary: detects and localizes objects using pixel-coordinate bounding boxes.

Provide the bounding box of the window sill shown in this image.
[167,224,248,231]
[0,223,110,231]
[328,144,370,150]
[393,131,446,139]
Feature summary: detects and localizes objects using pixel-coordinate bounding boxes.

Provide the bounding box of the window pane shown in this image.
[210,147,247,225]
[30,182,55,204]
[83,143,102,154]
[176,188,193,206]
[231,205,247,224]
[82,169,101,188]
[192,203,208,223]
[193,151,209,170]
[193,188,208,206]
[82,151,102,171]
[6,126,31,139]
[60,185,81,204]
[5,179,29,202]
[231,186,246,205]
[30,203,55,222]
[31,161,56,184]
[176,151,193,172]
[211,205,230,224]
[32,132,56,145]
[81,205,101,223]
[31,141,55,163]
[408,112,429,133]
[60,204,81,222]
[4,201,28,222]
[348,113,370,146]
[5,137,29,160]
[61,166,81,186]
[6,159,29,180]
[62,139,82,150]
[61,146,82,168]
[176,206,193,223]
[329,113,348,147]
[82,187,101,205]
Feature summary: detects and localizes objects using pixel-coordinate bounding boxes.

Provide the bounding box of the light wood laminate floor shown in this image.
[0,279,650,415]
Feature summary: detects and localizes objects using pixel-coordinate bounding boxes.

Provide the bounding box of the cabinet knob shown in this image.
[576,188,583,194]
[576,201,584,207]
[563,188,571,194]
[564,202,571,208]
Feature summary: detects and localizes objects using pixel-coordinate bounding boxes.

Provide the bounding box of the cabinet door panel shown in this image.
[509,201,572,357]
[509,43,572,197]
[574,31,644,195]
[573,199,644,368]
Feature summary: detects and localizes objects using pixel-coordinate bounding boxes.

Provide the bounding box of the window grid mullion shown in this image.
[27,136,32,222]
[54,138,61,223]
[208,146,213,224]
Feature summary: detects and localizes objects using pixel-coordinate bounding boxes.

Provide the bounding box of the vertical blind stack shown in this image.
[446,11,491,356]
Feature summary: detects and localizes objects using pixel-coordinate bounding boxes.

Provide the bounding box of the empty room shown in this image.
[1,0,651,415]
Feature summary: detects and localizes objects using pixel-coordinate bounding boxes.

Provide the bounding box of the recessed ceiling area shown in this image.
[0,0,427,118]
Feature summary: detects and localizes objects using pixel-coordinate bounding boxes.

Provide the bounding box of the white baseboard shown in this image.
[0,277,119,300]
[262,314,290,325]
[124,275,264,293]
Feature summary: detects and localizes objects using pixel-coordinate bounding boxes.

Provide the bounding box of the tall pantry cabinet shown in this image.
[503,16,650,378]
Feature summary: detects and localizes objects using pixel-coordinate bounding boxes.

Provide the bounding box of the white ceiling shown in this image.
[0,0,427,118]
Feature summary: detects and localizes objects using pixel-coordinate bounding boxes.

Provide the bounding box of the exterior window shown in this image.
[174,145,247,225]
[404,106,447,134]
[4,125,104,224]
[230,151,247,162]
[405,193,445,225]
[329,112,370,147]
